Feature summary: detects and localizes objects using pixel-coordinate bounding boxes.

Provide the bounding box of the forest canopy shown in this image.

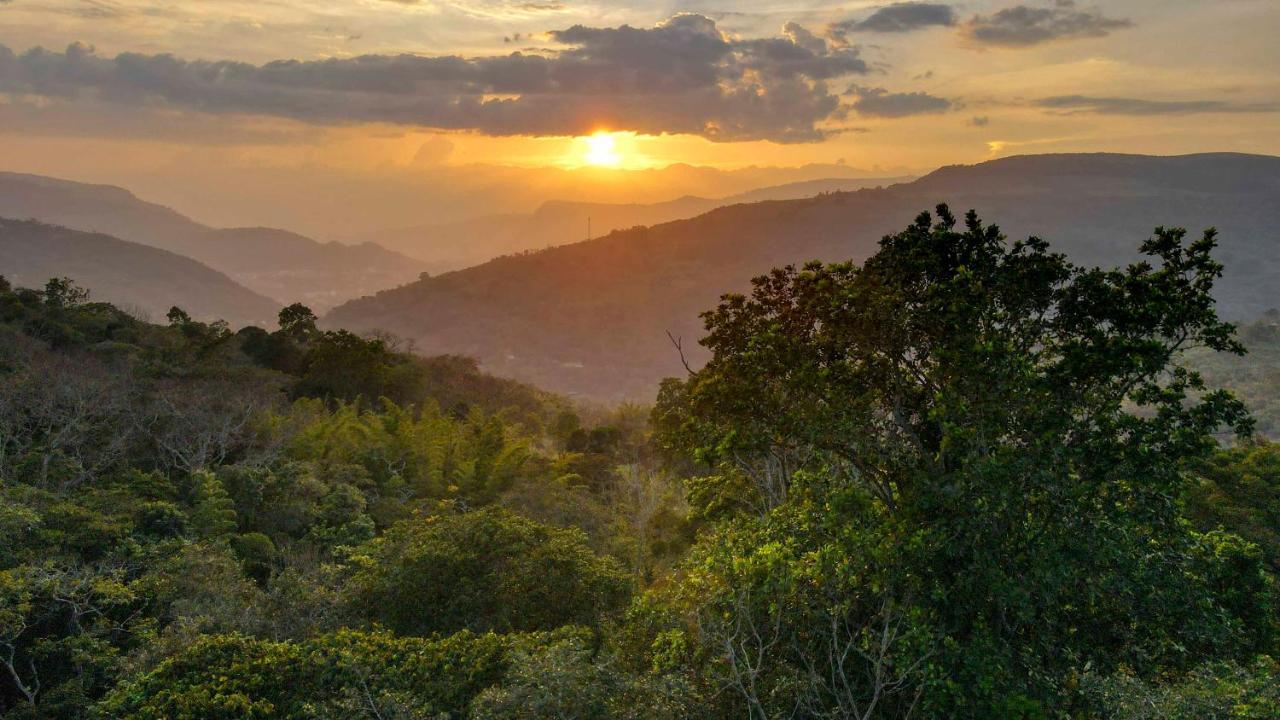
[1,208,1277,718]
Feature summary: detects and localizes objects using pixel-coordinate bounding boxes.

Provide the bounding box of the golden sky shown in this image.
[1,0,1277,234]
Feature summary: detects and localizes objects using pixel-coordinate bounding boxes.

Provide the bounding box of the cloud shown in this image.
[847,85,951,117]
[1037,95,1280,115]
[0,14,869,143]
[831,3,956,37]
[969,115,989,126]
[965,3,1131,46]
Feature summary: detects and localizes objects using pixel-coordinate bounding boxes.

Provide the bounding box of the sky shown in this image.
[1,0,1278,235]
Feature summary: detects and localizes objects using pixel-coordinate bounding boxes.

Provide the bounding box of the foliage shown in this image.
[345,507,631,636]
[638,473,934,719]
[96,629,513,719]
[1078,655,1280,719]
[1190,312,1280,439]
[1187,441,1280,570]
[470,632,693,720]
[0,281,682,717]
[188,472,237,540]
[2,201,1278,719]
[650,207,1271,716]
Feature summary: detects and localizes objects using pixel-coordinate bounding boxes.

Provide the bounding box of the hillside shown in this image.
[0,218,279,324]
[0,171,427,311]
[326,153,1280,400]
[347,176,911,272]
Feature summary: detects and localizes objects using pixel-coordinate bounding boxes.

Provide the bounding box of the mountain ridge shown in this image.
[0,171,429,311]
[343,176,913,273]
[325,152,1280,400]
[0,217,279,324]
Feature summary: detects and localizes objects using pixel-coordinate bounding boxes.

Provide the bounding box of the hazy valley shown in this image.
[326,153,1280,400]
[0,171,428,313]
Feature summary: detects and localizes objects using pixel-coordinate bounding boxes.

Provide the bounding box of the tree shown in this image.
[96,629,513,720]
[1186,441,1280,570]
[0,562,137,713]
[231,532,278,584]
[139,375,280,476]
[294,330,396,402]
[345,507,630,636]
[189,470,238,539]
[0,334,135,489]
[277,303,318,341]
[1078,656,1280,720]
[650,207,1268,716]
[471,631,693,720]
[42,278,88,309]
[166,306,192,326]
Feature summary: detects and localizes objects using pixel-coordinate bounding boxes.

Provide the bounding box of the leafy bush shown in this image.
[345,507,631,635]
[97,629,512,719]
[1078,656,1280,719]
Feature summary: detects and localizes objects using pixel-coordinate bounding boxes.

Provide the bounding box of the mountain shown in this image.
[346,176,912,273]
[325,153,1280,401]
[0,218,279,325]
[0,172,428,311]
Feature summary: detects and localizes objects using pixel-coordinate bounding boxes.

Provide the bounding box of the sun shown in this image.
[582,131,622,167]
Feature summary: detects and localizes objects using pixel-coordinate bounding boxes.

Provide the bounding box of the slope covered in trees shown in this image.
[0,275,693,718]
[327,153,1280,400]
[2,206,1278,718]
[1191,313,1280,438]
[0,218,278,325]
[0,172,427,311]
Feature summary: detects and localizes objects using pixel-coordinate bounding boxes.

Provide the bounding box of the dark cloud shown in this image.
[969,115,989,126]
[0,94,325,144]
[0,14,869,143]
[831,3,956,37]
[847,85,951,117]
[14,0,130,18]
[1037,95,1280,115]
[965,3,1131,46]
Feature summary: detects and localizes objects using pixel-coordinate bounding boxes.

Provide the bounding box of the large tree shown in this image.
[649,206,1274,717]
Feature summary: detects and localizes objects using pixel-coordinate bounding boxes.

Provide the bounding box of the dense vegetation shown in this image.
[2,206,1278,718]
[0,276,691,718]
[647,208,1277,717]
[1192,312,1280,439]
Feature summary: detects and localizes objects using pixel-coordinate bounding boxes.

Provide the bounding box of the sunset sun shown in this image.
[582,131,623,167]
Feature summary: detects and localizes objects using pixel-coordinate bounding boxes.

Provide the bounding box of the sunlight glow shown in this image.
[582,131,623,167]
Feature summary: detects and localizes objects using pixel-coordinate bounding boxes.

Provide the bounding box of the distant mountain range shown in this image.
[326,153,1280,401]
[345,177,913,273]
[0,172,428,311]
[0,218,279,324]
